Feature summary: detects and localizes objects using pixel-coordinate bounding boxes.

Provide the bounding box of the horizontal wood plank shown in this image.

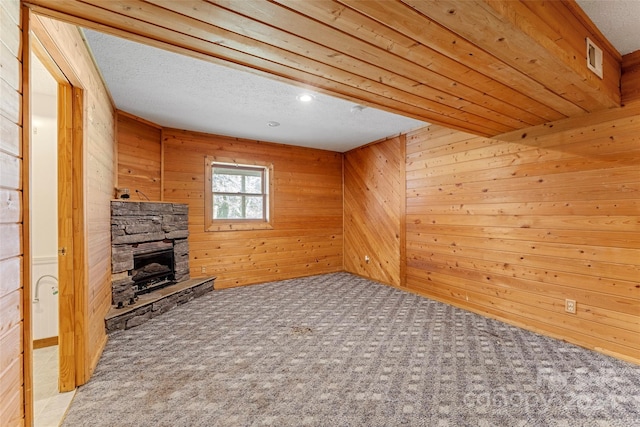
[0,257,21,299]
[0,324,21,375]
[406,269,638,352]
[0,224,21,260]
[405,111,640,361]
[0,358,23,427]
[0,151,21,190]
[0,78,20,125]
[407,199,640,217]
[0,289,21,336]
[162,127,343,288]
[0,113,20,157]
[408,251,638,313]
[0,40,20,91]
[406,234,639,271]
[0,189,20,224]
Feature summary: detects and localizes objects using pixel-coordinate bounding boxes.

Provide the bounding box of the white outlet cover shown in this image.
[565,299,577,314]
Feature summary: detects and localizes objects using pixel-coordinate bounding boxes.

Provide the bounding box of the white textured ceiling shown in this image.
[577,0,640,55]
[82,3,640,153]
[83,29,426,153]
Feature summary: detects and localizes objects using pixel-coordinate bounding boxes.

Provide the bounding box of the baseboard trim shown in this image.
[33,336,58,349]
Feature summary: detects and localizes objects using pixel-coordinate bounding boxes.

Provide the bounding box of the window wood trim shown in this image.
[204,156,274,232]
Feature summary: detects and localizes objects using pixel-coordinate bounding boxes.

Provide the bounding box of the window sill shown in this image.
[206,220,273,232]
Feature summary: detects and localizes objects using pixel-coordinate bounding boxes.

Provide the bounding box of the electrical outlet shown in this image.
[565,299,577,314]
[364,255,370,264]
[201,266,206,274]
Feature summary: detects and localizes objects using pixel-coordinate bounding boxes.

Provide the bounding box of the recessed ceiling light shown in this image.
[296,93,315,103]
[267,121,280,127]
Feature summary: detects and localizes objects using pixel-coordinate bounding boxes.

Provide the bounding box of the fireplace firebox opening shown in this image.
[132,248,176,297]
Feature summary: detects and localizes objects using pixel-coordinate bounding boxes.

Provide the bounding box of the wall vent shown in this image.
[586,37,603,79]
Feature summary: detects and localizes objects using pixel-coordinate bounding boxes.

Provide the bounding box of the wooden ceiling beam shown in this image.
[150,0,518,131]
[101,0,512,134]
[336,0,585,117]
[25,0,502,135]
[23,0,623,138]
[277,0,564,123]
[403,0,620,111]
[258,0,540,126]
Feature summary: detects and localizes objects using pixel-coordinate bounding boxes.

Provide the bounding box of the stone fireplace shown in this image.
[111,201,190,307]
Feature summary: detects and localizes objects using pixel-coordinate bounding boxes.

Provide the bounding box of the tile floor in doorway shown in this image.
[33,345,75,427]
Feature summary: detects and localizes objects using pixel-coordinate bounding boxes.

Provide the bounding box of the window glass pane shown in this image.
[213,172,242,193]
[244,196,264,219]
[213,195,243,219]
[211,163,267,221]
[244,175,263,194]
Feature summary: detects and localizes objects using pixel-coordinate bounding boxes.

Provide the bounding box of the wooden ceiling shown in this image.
[25,0,622,137]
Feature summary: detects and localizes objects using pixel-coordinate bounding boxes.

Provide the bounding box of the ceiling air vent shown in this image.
[586,37,603,79]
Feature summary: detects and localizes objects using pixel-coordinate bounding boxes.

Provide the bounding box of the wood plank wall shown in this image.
[116,111,161,200]
[344,136,404,287]
[162,129,344,289]
[404,105,640,363]
[34,16,115,382]
[0,0,24,425]
[622,50,640,104]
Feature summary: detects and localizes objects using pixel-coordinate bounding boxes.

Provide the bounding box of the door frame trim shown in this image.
[23,8,88,422]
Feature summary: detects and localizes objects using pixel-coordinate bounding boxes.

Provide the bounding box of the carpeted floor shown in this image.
[62,273,640,426]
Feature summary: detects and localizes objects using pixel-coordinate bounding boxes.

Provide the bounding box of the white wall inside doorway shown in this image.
[31,52,59,341]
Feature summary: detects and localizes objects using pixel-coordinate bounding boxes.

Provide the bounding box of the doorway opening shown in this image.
[29,42,76,426]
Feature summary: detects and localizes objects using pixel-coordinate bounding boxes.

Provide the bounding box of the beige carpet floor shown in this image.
[62,273,640,426]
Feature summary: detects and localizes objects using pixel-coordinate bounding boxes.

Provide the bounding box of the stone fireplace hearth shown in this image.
[108,201,215,332]
[111,201,190,307]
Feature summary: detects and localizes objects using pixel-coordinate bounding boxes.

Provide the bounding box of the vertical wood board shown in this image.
[344,137,403,286]
[116,111,162,201]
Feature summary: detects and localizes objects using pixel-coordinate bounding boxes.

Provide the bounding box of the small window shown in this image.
[205,157,273,231]
[212,164,266,220]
